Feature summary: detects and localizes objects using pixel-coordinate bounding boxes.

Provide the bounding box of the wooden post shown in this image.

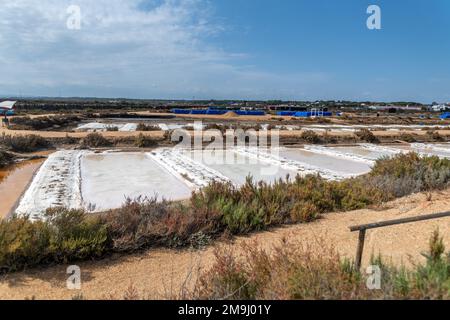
[355,229,366,271]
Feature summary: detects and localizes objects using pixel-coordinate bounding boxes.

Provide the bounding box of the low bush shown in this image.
[369,153,450,198]
[9,115,81,131]
[102,197,219,251]
[0,134,50,152]
[80,133,111,148]
[0,208,108,273]
[191,231,450,300]
[355,129,380,143]
[134,133,157,148]
[190,175,385,235]
[136,123,160,131]
[301,130,321,144]
[399,133,417,143]
[427,130,445,142]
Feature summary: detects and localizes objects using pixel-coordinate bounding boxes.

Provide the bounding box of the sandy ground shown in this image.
[0,189,449,300]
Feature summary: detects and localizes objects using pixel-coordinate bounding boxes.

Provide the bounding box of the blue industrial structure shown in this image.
[235,110,266,116]
[440,112,450,119]
[276,111,297,116]
[277,110,332,117]
[0,110,14,116]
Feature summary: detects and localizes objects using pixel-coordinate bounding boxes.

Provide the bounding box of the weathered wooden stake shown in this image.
[350,211,450,271]
[355,229,366,271]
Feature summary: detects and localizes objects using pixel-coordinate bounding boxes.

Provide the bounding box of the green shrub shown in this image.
[301,130,321,144]
[190,175,385,235]
[0,218,52,273]
[369,153,450,198]
[44,208,109,262]
[0,208,108,273]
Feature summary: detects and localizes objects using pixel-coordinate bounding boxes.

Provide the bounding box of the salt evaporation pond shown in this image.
[76,122,203,132]
[279,148,372,175]
[182,149,298,185]
[81,153,192,211]
[17,143,450,220]
[409,143,450,159]
[326,146,393,161]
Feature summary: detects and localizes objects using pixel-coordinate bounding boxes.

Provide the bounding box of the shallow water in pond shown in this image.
[328,146,392,160]
[0,159,44,218]
[81,153,192,211]
[280,148,372,175]
[183,149,298,185]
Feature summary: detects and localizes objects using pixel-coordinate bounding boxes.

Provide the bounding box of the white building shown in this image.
[429,104,449,112]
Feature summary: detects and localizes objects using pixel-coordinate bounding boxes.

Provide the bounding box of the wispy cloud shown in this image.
[0,0,330,99]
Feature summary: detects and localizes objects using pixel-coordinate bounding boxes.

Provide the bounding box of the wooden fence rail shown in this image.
[349,211,450,270]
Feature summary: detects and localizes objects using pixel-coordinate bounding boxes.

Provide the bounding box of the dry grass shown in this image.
[355,129,380,143]
[80,133,111,148]
[190,231,450,300]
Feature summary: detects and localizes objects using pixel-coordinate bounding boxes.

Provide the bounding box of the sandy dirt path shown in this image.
[0,189,449,300]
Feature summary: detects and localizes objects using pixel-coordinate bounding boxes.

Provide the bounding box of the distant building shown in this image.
[0,100,16,110]
[429,104,449,112]
[0,101,16,116]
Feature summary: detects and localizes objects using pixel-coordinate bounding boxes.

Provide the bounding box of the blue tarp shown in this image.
[235,110,266,116]
[0,110,14,116]
[171,109,191,114]
[277,111,297,116]
[190,110,208,115]
[294,111,332,117]
[440,112,450,119]
[206,109,228,115]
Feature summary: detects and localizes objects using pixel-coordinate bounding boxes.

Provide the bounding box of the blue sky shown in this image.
[0,0,449,102]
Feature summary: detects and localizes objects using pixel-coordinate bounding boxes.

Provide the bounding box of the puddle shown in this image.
[0,159,44,218]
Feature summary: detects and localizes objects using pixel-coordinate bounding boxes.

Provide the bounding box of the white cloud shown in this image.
[0,0,330,99]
